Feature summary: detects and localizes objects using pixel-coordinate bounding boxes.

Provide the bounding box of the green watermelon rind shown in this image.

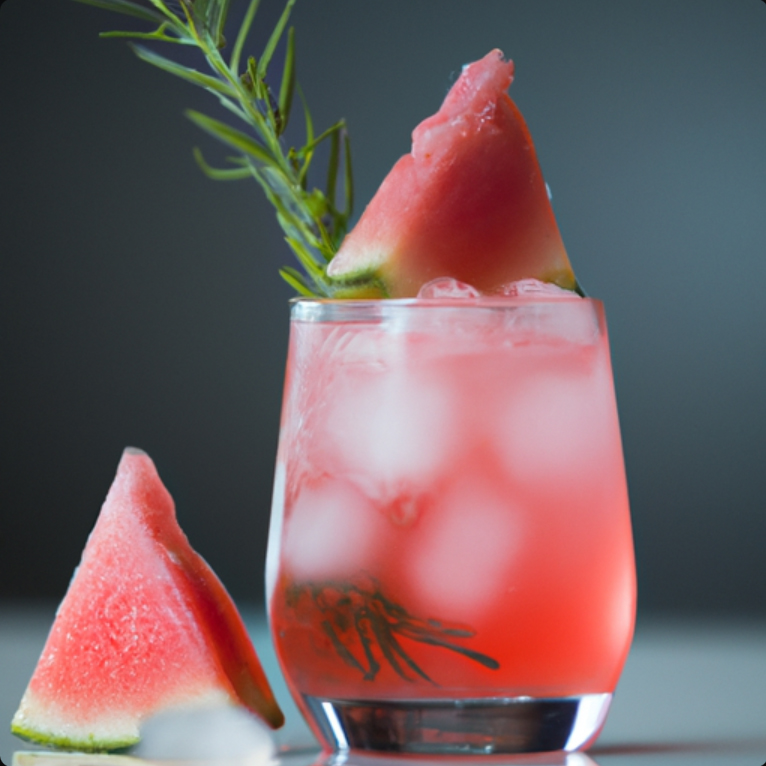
[11,721,138,753]
[328,272,390,298]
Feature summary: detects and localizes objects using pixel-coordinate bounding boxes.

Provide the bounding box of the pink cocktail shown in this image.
[267,295,635,755]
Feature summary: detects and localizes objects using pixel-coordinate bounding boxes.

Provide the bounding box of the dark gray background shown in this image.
[1,0,764,616]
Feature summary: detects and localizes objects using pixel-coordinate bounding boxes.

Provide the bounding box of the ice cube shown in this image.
[135,704,275,764]
[324,368,456,500]
[494,364,614,488]
[324,324,393,369]
[282,480,379,581]
[407,476,521,619]
[496,277,577,299]
[417,277,482,299]
[498,290,598,347]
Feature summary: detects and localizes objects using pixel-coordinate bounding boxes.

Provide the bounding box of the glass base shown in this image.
[304,693,612,755]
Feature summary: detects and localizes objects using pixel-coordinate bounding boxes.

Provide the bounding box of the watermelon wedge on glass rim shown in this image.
[327,49,581,298]
[11,448,283,752]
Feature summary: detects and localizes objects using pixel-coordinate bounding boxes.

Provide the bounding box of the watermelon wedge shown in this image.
[11,448,283,752]
[327,49,577,297]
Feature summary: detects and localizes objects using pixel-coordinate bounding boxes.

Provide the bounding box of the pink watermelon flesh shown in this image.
[327,49,577,297]
[11,448,283,752]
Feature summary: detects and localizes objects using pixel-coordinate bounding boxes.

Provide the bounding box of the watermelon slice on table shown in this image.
[327,49,578,297]
[11,448,283,752]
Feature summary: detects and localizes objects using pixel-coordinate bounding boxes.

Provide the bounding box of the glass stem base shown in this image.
[304,693,612,755]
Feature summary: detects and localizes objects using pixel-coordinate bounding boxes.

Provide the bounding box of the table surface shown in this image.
[2,604,766,766]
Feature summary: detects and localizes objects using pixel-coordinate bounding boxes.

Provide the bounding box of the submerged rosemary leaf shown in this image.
[287,579,501,684]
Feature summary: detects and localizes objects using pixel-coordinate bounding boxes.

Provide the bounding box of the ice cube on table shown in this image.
[134,704,276,764]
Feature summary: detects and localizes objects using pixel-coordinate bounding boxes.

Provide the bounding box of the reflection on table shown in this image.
[2,606,766,766]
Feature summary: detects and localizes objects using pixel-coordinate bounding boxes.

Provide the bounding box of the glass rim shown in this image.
[290,295,602,323]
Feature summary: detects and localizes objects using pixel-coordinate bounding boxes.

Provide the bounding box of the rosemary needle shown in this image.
[74,0,352,297]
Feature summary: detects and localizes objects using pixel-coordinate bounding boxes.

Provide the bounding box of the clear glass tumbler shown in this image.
[266,296,636,756]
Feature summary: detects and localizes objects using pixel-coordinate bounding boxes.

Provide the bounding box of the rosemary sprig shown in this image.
[73,0,352,297]
[288,579,500,684]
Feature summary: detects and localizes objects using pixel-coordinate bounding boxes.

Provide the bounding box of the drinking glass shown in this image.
[266,296,635,755]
